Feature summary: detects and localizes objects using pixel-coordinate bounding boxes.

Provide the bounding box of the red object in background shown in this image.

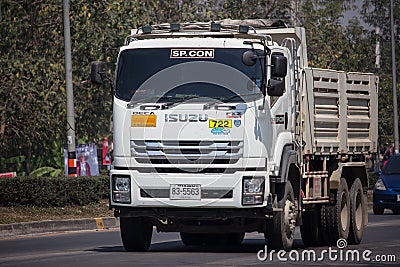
[0,172,16,178]
[102,138,111,165]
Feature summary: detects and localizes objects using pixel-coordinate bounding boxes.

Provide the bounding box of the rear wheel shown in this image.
[265,181,296,251]
[321,178,350,245]
[300,208,323,247]
[348,179,366,244]
[120,217,153,252]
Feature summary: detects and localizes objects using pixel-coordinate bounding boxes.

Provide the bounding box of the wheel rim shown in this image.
[340,191,349,231]
[284,199,296,239]
[355,191,363,230]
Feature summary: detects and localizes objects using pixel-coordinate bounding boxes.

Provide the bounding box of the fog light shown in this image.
[112,175,131,203]
[242,176,264,205]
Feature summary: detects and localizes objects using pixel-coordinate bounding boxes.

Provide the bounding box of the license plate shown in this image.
[209,119,232,128]
[397,194,400,202]
[170,184,201,200]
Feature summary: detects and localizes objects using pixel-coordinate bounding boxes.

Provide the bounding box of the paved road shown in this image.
[0,212,399,266]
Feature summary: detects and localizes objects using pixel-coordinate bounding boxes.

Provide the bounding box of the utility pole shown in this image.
[63,0,77,176]
[390,0,399,153]
[375,27,381,69]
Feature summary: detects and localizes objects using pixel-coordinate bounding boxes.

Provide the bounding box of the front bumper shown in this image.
[114,206,273,219]
[110,168,270,208]
[373,189,400,210]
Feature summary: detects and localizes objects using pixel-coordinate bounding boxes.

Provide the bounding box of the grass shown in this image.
[0,199,113,225]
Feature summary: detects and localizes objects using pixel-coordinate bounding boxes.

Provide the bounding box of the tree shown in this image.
[360,0,400,144]
[0,0,386,175]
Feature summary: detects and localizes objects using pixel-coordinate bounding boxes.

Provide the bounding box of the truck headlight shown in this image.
[112,175,131,203]
[242,176,265,205]
[374,178,386,191]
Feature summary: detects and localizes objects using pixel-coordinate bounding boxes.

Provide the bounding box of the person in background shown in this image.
[77,152,91,176]
[382,143,394,167]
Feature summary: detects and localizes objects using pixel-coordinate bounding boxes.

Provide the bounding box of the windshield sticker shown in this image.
[131,114,157,127]
[211,128,230,135]
[170,49,214,59]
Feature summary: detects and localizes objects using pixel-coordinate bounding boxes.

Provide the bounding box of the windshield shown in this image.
[383,156,400,174]
[116,48,265,103]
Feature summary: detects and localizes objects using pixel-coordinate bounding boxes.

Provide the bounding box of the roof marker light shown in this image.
[170,23,180,32]
[239,25,249,34]
[142,25,152,34]
[210,22,221,32]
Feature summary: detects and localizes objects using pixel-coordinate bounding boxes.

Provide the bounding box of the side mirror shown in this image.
[271,53,287,78]
[242,51,258,66]
[267,79,284,96]
[90,61,107,84]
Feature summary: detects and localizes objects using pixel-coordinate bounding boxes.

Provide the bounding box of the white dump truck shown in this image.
[91,19,378,252]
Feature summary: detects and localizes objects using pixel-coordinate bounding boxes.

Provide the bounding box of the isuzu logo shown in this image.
[164,114,208,122]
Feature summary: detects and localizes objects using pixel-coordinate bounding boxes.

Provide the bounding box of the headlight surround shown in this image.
[374,178,386,191]
[242,176,265,205]
[112,175,131,203]
[130,140,136,156]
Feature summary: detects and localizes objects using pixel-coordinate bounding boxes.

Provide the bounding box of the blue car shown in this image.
[373,154,400,215]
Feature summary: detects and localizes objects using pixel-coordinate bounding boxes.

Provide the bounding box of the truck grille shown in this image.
[131,140,243,164]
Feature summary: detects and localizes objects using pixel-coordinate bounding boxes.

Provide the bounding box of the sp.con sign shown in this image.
[170,49,214,58]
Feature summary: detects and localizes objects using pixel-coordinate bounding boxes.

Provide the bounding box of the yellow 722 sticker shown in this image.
[209,119,232,128]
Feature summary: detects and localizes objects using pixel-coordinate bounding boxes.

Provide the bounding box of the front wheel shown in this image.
[120,217,153,252]
[265,181,296,251]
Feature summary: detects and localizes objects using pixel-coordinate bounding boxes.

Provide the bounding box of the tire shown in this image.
[373,205,384,215]
[180,233,206,246]
[300,208,323,247]
[321,178,350,245]
[265,181,296,251]
[348,179,366,244]
[120,217,153,252]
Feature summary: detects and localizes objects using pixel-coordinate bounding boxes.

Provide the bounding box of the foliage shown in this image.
[30,166,63,177]
[0,0,397,176]
[360,0,400,144]
[0,176,109,207]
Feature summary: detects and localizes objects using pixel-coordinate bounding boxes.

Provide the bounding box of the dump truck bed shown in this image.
[301,67,378,155]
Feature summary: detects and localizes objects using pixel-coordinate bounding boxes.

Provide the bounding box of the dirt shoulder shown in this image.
[0,199,113,225]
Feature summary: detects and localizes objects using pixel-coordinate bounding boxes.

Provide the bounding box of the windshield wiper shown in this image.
[203,92,262,110]
[128,94,201,108]
[218,92,263,102]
